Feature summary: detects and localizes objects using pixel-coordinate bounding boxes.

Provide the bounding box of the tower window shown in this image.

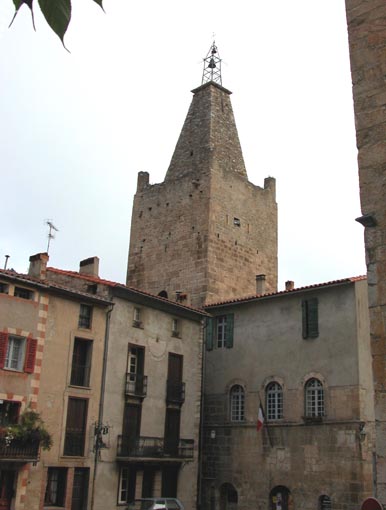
[233,218,241,227]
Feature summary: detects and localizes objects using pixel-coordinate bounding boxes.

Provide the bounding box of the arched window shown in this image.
[158,290,168,298]
[270,486,291,510]
[266,382,283,421]
[305,378,324,417]
[230,385,245,422]
[319,495,332,510]
[220,483,238,510]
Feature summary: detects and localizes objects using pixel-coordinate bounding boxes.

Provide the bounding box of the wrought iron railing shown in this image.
[166,381,185,404]
[0,438,40,461]
[125,373,148,398]
[116,435,194,459]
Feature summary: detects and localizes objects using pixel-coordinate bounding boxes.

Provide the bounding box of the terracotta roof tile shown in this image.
[47,267,208,316]
[204,276,367,308]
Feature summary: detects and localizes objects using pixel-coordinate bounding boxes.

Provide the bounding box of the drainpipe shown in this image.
[91,302,114,510]
[197,317,207,510]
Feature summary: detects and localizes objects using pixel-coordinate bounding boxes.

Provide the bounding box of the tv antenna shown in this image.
[45,220,59,253]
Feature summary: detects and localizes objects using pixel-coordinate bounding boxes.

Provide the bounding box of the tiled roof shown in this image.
[47,267,209,316]
[47,267,119,287]
[0,269,112,304]
[204,276,367,308]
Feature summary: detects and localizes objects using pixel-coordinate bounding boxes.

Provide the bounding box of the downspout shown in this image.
[197,318,207,510]
[91,302,114,510]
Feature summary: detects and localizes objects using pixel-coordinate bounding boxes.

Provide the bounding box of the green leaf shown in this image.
[38,0,71,47]
[13,0,25,9]
[92,0,104,10]
[9,0,35,30]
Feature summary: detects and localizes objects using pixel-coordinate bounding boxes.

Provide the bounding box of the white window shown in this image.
[305,378,324,417]
[118,467,129,504]
[217,316,227,348]
[266,382,283,421]
[230,385,245,422]
[5,335,26,371]
[128,349,138,382]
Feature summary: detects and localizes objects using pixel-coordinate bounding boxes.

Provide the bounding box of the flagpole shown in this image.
[258,400,273,448]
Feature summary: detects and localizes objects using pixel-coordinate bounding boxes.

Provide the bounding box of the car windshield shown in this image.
[129,500,166,510]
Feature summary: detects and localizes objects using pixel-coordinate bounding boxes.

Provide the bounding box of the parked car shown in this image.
[128,498,184,510]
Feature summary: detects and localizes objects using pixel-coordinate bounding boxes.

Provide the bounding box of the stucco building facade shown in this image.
[0,253,111,510]
[46,257,206,510]
[201,277,374,510]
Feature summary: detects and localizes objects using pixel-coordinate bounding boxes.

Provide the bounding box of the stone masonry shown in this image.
[345,0,386,502]
[126,82,277,308]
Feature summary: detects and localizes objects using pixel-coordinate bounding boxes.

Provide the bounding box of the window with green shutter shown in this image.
[206,314,234,350]
[302,298,319,338]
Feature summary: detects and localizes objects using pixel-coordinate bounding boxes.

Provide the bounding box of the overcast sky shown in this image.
[0,0,366,291]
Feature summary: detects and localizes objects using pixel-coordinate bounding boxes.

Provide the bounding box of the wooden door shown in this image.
[122,404,141,455]
[0,470,15,510]
[71,468,89,510]
[64,398,88,456]
[164,408,180,455]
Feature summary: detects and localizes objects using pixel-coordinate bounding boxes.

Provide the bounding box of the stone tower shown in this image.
[127,47,277,307]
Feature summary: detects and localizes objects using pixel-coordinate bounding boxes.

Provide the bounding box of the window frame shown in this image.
[0,400,21,426]
[70,338,93,387]
[230,384,245,422]
[305,378,324,418]
[44,467,68,507]
[266,382,283,421]
[5,335,26,371]
[78,304,92,329]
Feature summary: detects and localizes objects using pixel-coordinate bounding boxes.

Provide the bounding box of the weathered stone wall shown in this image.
[345,0,386,501]
[127,83,277,307]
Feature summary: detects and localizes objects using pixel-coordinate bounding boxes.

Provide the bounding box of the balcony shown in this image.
[116,435,194,460]
[0,438,40,462]
[70,363,91,387]
[166,381,185,404]
[125,373,148,398]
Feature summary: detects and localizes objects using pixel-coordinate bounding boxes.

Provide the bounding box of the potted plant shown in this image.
[6,409,53,450]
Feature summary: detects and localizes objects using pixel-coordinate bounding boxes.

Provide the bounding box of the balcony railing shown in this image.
[166,381,185,404]
[125,373,148,398]
[0,438,40,462]
[117,435,194,459]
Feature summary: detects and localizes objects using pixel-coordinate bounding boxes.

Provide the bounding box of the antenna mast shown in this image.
[46,220,59,254]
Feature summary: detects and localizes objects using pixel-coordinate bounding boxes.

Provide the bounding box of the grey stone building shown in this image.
[201,277,374,510]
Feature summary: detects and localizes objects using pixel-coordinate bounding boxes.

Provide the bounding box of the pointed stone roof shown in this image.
[165,81,247,181]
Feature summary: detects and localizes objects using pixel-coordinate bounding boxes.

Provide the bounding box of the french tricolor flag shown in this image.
[257,403,265,431]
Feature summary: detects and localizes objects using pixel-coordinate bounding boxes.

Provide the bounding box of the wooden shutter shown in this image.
[205,318,214,351]
[24,338,37,373]
[302,299,319,339]
[225,314,234,348]
[0,332,9,369]
[307,298,319,338]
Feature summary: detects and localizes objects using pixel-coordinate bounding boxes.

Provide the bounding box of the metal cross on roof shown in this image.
[202,41,222,86]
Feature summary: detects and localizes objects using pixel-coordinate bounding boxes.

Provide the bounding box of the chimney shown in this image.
[255,274,266,295]
[79,257,99,277]
[285,280,295,291]
[29,253,49,280]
